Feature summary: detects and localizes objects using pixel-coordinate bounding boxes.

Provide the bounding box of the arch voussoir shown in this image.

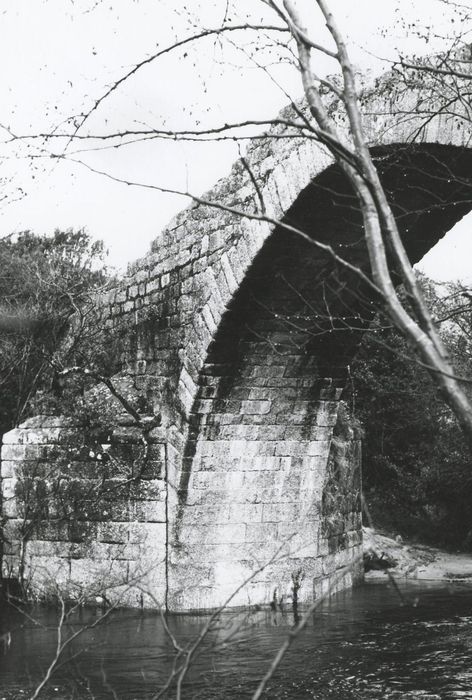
[3,64,472,611]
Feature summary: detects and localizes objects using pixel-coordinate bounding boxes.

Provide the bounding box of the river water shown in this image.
[1,580,472,699]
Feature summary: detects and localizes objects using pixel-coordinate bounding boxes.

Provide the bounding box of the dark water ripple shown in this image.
[1,581,472,699]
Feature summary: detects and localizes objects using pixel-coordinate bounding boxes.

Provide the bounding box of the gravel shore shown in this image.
[363,527,472,582]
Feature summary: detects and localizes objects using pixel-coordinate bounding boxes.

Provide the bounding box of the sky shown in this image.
[0,0,471,281]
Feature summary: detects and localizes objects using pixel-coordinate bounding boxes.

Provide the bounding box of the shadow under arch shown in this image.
[182,142,472,474]
[170,142,472,610]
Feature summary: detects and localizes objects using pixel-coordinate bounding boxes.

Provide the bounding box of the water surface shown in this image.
[1,580,472,699]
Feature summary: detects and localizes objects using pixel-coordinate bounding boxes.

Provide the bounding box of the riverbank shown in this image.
[364,527,472,582]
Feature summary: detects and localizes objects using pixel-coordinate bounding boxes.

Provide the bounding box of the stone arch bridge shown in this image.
[2,67,472,611]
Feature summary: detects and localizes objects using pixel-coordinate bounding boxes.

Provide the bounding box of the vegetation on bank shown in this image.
[0,229,113,436]
[352,275,472,550]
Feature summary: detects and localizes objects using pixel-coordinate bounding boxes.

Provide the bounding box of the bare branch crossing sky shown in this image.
[0,0,471,281]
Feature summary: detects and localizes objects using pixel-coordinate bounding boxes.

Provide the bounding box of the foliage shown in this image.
[322,401,362,552]
[0,229,109,434]
[351,275,472,549]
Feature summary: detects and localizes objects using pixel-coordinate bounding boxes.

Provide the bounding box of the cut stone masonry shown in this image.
[2,65,472,610]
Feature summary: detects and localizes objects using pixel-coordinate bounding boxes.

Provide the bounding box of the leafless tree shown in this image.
[2,2,472,696]
[4,1,471,447]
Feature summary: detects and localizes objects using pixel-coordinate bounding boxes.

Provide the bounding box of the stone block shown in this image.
[183,523,246,545]
[88,541,141,561]
[201,305,217,334]
[19,416,79,429]
[69,558,130,594]
[1,496,18,518]
[220,253,238,294]
[244,522,278,543]
[184,488,228,506]
[244,455,275,471]
[127,522,166,547]
[228,503,263,523]
[23,556,71,591]
[27,540,73,559]
[175,505,230,526]
[127,479,165,501]
[0,460,16,478]
[127,567,167,607]
[58,520,96,543]
[1,477,16,500]
[130,500,166,522]
[98,522,129,544]
[241,400,272,415]
[1,444,42,461]
[262,503,302,523]
[190,471,226,491]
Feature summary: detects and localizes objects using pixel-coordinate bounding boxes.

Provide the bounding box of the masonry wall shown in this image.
[3,67,472,609]
[1,402,362,609]
[167,223,366,609]
[1,415,171,607]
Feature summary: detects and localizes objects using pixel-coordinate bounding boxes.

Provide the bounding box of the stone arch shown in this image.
[170,142,472,610]
[175,76,472,418]
[5,67,472,611]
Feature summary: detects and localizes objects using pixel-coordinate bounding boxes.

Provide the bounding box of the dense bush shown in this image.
[0,229,110,435]
[351,276,472,549]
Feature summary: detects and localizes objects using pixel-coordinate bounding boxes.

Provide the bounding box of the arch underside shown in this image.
[170,143,472,609]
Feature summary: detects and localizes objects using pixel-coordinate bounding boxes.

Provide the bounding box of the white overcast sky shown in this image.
[0,0,471,281]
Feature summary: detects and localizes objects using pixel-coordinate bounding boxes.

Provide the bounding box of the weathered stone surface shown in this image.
[3,67,472,609]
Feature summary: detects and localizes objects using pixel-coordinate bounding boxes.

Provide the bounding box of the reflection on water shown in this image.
[1,581,472,698]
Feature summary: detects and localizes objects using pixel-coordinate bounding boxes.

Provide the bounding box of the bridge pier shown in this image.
[169,397,363,611]
[1,393,362,611]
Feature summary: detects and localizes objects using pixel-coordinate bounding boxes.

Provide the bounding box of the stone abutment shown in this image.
[2,68,472,610]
